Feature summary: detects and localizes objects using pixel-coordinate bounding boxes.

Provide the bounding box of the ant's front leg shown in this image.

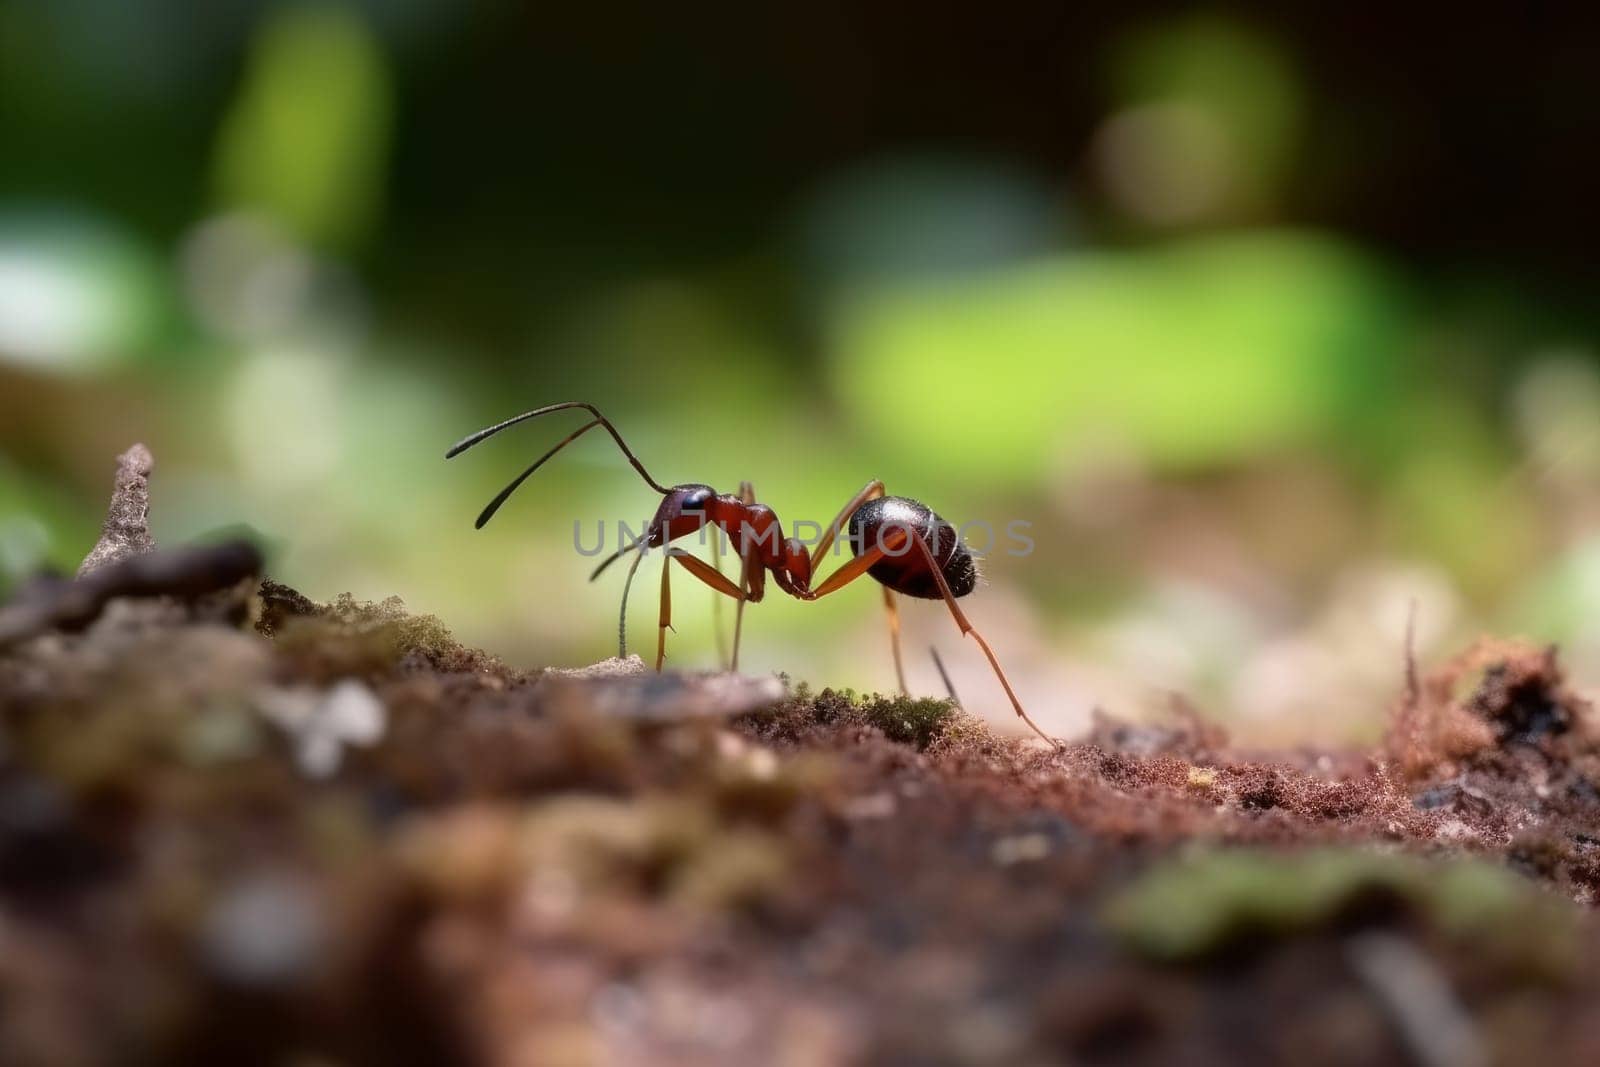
[656,547,673,671]
[656,547,745,671]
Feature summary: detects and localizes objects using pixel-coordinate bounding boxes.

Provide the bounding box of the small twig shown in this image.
[1346,933,1487,1067]
[1386,596,1426,773]
[78,444,156,577]
[1,443,261,650]
[1404,597,1420,710]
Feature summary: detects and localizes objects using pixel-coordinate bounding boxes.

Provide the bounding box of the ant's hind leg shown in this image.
[882,586,909,696]
[906,531,1059,749]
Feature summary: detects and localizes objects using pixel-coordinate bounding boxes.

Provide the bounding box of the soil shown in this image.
[6,453,1600,1065]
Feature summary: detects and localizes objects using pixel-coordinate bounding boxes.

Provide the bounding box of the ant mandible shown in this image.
[446,401,1057,747]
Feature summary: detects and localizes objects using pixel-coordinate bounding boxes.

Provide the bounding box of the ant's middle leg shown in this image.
[730,480,758,671]
[710,524,731,669]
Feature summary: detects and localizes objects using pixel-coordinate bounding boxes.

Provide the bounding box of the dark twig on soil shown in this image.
[1346,932,1488,1067]
[1387,597,1426,773]
[0,542,264,649]
[1,442,262,650]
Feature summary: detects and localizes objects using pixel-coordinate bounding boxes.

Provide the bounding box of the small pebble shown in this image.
[202,875,325,986]
[257,680,387,778]
[991,833,1052,866]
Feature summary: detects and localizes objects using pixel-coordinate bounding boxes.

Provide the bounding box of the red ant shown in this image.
[446,401,1057,746]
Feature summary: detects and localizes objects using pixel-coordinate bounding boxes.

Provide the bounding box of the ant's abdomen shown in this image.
[847,496,977,599]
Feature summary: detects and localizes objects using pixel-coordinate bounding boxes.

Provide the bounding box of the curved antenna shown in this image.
[472,418,601,529]
[589,533,647,581]
[445,401,671,496]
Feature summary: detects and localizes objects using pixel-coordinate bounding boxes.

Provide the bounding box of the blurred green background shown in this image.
[4,1,1600,741]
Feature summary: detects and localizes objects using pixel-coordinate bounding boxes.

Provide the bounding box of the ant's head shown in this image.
[671,484,715,513]
[781,537,812,592]
[648,484,718,545]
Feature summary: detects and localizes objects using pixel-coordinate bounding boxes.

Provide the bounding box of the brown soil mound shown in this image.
[5,573,1600,1065]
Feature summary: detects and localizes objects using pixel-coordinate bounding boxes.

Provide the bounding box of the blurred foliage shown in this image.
[834,231,1404,480]
[2,1,1600,737]
[0,211,170,373]
[213,5,392,250]
[1103,16,1303,221]
[1106,848,1578,969]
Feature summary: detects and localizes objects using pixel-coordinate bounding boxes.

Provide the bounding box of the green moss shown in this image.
[1105,848,1579,974]
[858,694,961,749]
[260,586,498,677]
[742,683,964,750]
[271,613,405,680]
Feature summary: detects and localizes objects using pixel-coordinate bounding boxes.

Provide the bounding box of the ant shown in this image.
[446,401,1057,746]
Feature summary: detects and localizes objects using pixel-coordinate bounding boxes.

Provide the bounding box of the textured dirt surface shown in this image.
[5,570,1600,1066]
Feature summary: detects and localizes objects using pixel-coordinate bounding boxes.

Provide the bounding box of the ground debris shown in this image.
[6,581,1600,1064]
[1387,638,1594,775]
[536,666,787,723]
[0,541,263,650]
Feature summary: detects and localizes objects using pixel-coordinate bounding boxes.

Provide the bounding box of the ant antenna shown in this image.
[446,403,671,527]
[618,547,648,657]
[472,418,600,529]
[590,533,648,582]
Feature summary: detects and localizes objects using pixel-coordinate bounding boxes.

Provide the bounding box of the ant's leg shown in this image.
[807,535,921,698]
[657,548,745,671]
[730,481,757,671]
[806,527,910,697]
[810,480,885,571]
[710,525,731,669]
[667,548,745,600]
[657,549,674,671]
[810,480,906,695]
[810,527,1057,745]
[806,536,898,599]
[882,586,908,696]
[905,531,1058,749]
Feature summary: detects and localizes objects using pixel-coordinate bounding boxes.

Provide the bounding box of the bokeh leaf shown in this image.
[212,5,392,249]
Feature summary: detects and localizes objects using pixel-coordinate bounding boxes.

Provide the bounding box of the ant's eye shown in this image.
[681,490,710,510]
